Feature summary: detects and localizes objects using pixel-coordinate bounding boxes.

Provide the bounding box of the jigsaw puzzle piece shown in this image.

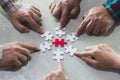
[55,28,66,37]
[64,45,78,56]
[66,33,79,43]
[39,42,52,53]
[41,31,54,41]
[52,49,64,60]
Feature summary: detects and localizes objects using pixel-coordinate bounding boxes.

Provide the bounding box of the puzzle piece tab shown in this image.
[41,31,54,41]
[39,42,52,53]
[52,38,67,47]
[52,49,64,60]
[55,28,66,37]
[64,45,77,56]
[66,33,79,43]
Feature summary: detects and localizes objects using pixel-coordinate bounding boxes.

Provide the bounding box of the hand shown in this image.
[9,4,44,34]
[49,0,80,29]
[75,6,115,37]
[75,44,120,69]
[44,60,68,80]
[0,42,40,67]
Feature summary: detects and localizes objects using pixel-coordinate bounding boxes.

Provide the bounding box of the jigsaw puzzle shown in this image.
[55,28,66,37]
[52,49,64,60]
[41,31,54,41]
[66,33,79,43]
[64,45,78,56]
[39,42,52,53]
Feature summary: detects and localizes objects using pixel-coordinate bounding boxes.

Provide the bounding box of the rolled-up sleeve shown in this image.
[103,0,120,22]
[0,0,22,15]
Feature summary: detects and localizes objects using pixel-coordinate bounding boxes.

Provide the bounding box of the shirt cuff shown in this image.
[0,0,23,15]
[0,45,3,60]
[103,2,119,22]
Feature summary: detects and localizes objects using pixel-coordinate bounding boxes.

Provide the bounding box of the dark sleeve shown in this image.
[103,0,120,22]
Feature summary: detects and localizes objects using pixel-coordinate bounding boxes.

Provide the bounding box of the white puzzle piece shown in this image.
[66,33,79,43]
[52,49,64,60]
[64,45,77,56]
[41,31,54,41]
[39,42,52,53]
[55,28,66,37]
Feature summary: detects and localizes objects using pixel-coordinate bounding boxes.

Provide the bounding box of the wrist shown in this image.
[112,55,120,69]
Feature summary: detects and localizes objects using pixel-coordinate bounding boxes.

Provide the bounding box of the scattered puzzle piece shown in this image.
[64,45,77,56]
[55,28,66,37]
[66,33,79,43]
[52,38,67,47]
[52,49,64,60]
[39,42,52,53]
[41,31,54,41]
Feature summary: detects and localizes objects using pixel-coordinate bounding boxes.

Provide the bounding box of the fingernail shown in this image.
[40,29,44,34]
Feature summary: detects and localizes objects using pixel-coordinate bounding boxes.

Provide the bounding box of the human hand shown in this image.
[75,44,120,69]
[44,60,68,80]
[0,42,40,67]
[9,4,44,34]
[75,6,115,37]
[49,0,80,29]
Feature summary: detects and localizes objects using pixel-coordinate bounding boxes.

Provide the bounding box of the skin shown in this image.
[49,0,80,29]
[0,42,40,67]
[75,43,120,69]
[44,60,68,80]
[10,4,44,34]
[75,6,115,36]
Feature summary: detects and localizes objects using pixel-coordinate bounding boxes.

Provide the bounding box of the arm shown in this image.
[103,0,120,22]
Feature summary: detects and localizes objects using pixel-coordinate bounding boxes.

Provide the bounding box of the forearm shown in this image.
[0,0,22,15]
[103,0,120,22]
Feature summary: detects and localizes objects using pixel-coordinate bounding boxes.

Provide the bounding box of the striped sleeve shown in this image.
[0,0,22,15]
[103,0,120,22]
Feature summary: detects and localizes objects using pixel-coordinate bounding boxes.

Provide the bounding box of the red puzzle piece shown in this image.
[52,38,67,47]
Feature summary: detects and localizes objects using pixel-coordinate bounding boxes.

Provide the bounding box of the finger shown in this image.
[32,6,40,12]
[17,47,31,57]
[49,2,52,9]
[18,42,40,52]
[69,6,80,19]
[74,17,91,37]
[50,4,56,14]
[100,25,108,35]
[75,51,93,57]
[52,5,61,18]
[85,19,95,33]
[12,20,30,33]
[57,59,63,71]
[92,23,102,35]
[31,11,41,22]
[82,57,97,66]
[17,53,27,63]
[32,7,42,17]
[59,8,70,29]
[82,11,88,19]
[13,59,22,67]
[27,16,44,34]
